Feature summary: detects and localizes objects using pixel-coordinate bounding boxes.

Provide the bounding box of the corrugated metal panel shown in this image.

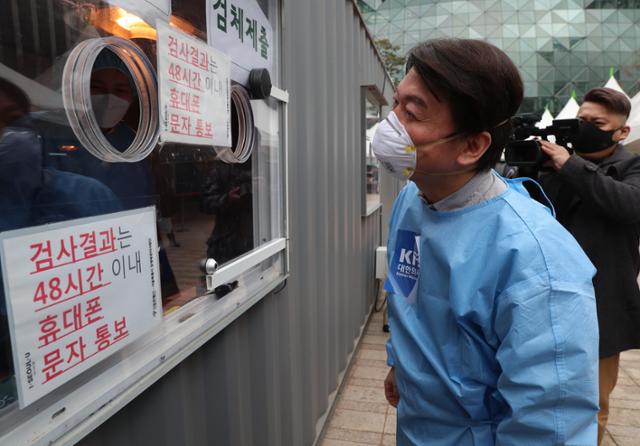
[78,1,396,445]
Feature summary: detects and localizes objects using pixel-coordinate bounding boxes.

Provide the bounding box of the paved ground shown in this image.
[320,310,640,446]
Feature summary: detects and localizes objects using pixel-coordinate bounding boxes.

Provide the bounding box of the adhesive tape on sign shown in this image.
[215,85,255,164]
[62,36,159,163]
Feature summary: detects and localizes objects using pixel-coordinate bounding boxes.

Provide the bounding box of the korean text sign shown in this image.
[157,20,231,147]
[0,207,162,407]
[206,0,273,83]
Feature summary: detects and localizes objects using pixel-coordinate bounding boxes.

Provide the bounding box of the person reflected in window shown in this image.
[0,78,120,397]
[201,161,254,265]
[38,49,154,211]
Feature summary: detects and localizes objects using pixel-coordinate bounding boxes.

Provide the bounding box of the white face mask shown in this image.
[91,94,131,129]
[371,111,461,180]
[371,111,417,180]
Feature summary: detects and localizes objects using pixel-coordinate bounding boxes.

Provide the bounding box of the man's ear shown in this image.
[457,131,492,167]
[617,125,631,141]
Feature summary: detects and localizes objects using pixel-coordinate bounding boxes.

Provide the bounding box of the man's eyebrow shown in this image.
[579,114,607,122]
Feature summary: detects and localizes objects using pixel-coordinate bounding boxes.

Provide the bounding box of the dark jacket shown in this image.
[200,163,254,265]
[540,145,640,358]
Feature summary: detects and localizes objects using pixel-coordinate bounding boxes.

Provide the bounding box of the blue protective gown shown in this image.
[385,179,599,446]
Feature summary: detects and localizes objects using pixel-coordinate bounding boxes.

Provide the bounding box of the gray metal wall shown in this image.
[79,1,396,445]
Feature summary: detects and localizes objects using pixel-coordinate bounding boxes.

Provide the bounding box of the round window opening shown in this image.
[62,36,159,163]
[215,84,255,164]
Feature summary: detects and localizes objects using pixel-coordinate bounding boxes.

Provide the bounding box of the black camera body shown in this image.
[504,114,580,167]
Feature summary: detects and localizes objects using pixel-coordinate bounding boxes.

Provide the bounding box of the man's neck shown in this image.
[411,170,477,204]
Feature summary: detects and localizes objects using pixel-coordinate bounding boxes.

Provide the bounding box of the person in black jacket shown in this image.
[201,161,254,266]
[538,87,640,445]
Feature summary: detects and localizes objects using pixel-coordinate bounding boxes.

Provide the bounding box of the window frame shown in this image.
[361,85,387,217]
[0,0,289,440]
[0,89,289,446]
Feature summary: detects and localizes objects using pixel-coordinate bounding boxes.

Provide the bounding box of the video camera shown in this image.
[504,114,580,168]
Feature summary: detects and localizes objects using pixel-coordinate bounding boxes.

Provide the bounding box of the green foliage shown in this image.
[374,38,405,85]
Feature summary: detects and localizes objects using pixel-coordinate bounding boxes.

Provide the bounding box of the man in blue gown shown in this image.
[373,39,599,445]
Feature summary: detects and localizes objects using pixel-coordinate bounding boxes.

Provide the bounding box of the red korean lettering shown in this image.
[55,236,77,264]
[195,119,204,136]
[191,94,201,114]
[198,51,209,70]
[180,66,191,84]
[30,240,53,273]
[169,63,185,84]
[38,314,60,347]
[33,276,63,306]
[33,281,48,305]
[178,42,188,61]
[113,317,129,342]
[64,269,82,296]
[79,231,97,259]
[97,228,116,253]
[85,263,104,291]
[169,113,180,133]
[62,303,83,332]
[190,45,199,67]
[181,116,192,135]
[49,276,62,301]
[190,71,202,90]
[167,35,178,58]
[179,91,190,112]
[42,349,64,382]
[84,297,103,324]
[65,336,86,364]
[95,324,111,351]
[169,87,180,109]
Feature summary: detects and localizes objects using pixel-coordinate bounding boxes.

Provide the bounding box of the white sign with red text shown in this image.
[0,207,161,408]
[157,20,231,147]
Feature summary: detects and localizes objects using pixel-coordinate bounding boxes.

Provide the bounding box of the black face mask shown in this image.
[572,120,620,154]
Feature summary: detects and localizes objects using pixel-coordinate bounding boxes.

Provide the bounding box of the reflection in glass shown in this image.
[0,76,121,412]
[365,97,381,208]
[0,0,282,416]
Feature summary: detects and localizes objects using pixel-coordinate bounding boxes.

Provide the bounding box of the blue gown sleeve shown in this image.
[385,340,396,368]
[384,183,412,369]
[493,280,599,445]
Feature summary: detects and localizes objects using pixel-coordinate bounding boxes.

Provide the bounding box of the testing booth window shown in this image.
[0,0,286,435]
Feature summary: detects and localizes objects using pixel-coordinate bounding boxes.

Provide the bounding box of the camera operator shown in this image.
[538,87,640,445]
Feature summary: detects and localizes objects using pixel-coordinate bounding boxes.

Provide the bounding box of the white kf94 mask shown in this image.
[371,111,462,180]
[91,94,131,129]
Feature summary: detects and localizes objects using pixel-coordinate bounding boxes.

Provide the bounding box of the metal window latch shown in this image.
[199,258,239,298]
[199,258,219,293]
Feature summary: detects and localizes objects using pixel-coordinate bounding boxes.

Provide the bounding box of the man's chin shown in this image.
[576,145,618,160]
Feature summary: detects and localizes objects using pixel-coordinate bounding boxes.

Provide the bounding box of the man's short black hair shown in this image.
[406,39,523,171]
[583,87,631,120]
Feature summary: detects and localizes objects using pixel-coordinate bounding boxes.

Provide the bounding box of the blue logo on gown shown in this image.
[385,229,420,303]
